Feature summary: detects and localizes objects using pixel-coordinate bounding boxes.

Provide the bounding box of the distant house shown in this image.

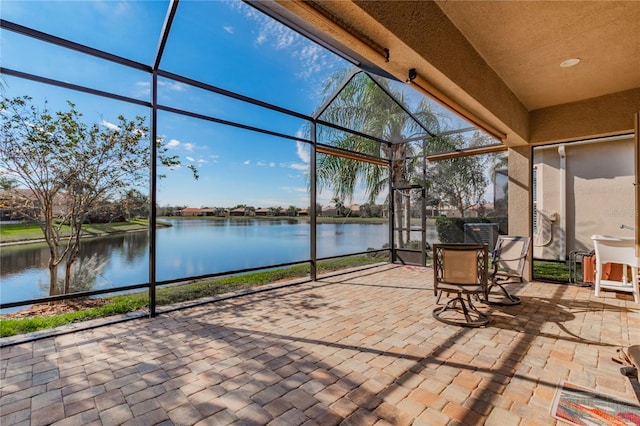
[180,207,220,216]
[181,207,203,216]
[0,192,16,221]
[438,206,463,218]
[230,207,246,216]
[0,189,67,221]
[255,208,270,216]
[298,209,308,216]
[321,206,337,217]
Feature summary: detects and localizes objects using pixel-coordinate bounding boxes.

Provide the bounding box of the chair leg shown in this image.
[432,294,489,327]
[595,264,602,297]
[486,281,521,306]
[633,268,639,304]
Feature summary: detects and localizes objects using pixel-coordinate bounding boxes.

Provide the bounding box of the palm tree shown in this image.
[315,69,437,247]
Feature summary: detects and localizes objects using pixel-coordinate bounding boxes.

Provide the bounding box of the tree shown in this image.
[429,156,488,217]
[0,96,196,296]
[426,132,491,217]
[0,175,19,190]
[331,197,347,217]
[268,206,280,216]
[118,189,150,221]
[315,70,432,246]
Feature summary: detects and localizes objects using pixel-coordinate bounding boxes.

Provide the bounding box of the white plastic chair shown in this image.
[591,235,639,303]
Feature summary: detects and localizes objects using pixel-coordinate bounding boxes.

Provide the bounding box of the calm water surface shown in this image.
[1,219,390,307]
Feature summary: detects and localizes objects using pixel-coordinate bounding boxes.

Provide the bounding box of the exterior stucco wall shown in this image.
[533,137,635,260]
[508,147,532,280]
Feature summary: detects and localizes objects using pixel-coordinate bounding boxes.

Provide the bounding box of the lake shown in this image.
[1,218,395,308]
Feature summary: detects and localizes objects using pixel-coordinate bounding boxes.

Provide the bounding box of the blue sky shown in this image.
[1,0,486,209]
[1,0,353,208]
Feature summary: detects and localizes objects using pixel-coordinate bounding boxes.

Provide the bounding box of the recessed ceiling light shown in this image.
[560,58,581,68]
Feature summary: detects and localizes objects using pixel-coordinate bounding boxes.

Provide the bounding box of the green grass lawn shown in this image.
[0,220,153,243]
[0,223,48,242]
[533,260,571,282]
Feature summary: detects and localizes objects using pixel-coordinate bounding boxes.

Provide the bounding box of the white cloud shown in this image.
[244,160,251,165]
[296,141,310,163]
[135,80,187,97]
[101,120,120,131]
[274,29,295,49]
[166,139,196,153]
[186,156,195,162]
[230,0,337,81]
[224,25,234,34]
[280,186,308,194]
[256,161,266,166]
[158,80,187,92]
[196,158,208,164]
[269,162,276,167]
[289,163,309,171]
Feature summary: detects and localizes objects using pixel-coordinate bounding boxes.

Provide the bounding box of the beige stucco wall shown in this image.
[533,137,635,260]
[530,89,640,145]
[507,147,532,280]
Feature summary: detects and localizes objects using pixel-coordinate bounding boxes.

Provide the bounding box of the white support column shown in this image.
[558,145,567,261]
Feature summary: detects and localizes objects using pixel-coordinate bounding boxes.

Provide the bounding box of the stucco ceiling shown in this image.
[435,1,640,111]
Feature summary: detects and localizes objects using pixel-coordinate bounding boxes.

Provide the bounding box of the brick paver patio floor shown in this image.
[1,263,639,425]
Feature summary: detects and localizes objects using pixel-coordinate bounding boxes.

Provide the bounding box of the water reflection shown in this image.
[1,219,389,305]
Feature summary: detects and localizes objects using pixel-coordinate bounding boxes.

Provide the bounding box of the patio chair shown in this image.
[432,243,489,327]
[486,235,531,305]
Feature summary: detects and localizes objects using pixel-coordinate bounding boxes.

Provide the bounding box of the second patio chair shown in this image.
[433,243,489,327]
[486,235,531,305]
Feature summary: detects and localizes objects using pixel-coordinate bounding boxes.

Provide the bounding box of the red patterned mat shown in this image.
[551,380,640,425]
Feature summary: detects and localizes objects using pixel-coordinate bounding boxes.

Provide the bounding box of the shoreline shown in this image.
[0,216,392,247]
[0,221,164,248]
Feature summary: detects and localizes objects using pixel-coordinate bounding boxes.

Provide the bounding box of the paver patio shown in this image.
[1,263,639,425]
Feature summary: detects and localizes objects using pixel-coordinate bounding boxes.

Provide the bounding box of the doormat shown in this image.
[551,380,640,425]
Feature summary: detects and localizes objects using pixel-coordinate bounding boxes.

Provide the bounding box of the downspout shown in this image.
[558,145,567,261]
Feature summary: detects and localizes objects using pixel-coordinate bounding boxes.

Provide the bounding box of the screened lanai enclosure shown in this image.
[0,0,507,319]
